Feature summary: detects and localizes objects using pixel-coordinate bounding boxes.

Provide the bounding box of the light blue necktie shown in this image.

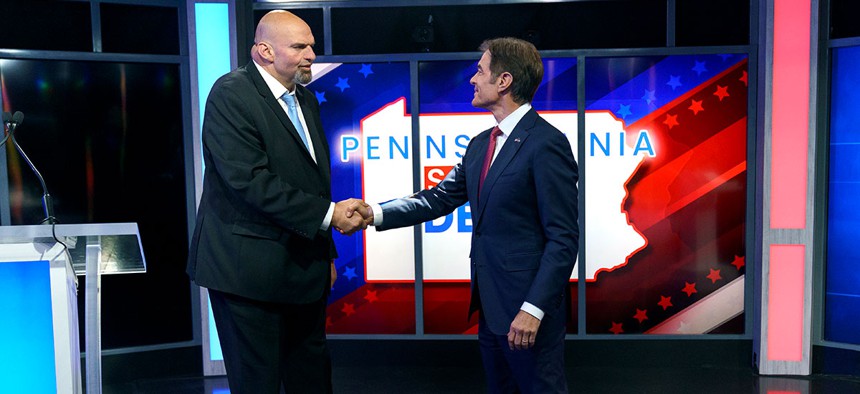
[282,92,310,151]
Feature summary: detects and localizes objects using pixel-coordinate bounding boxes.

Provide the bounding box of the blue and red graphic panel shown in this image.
[584,54,748,335]
[313,62,416,334]
[315,54,749,337]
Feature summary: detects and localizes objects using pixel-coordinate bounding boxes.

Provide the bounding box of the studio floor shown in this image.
[101,340,860,393]
[117,366,860,394]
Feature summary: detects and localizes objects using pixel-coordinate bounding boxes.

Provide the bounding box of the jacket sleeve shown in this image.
[525,130,580,315]
[377,162,470,231]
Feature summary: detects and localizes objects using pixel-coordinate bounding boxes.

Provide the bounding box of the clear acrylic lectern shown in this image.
[0,223,146,394]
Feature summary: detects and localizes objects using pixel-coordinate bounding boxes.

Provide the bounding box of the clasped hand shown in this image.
[332,198,374,235]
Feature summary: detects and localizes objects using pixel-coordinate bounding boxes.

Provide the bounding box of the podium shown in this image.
[0,223,146,394]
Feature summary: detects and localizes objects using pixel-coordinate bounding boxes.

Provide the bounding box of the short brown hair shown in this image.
[479,37,544,104]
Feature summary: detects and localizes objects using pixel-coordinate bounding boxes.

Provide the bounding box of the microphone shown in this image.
[11,111,23,127]
[7,111,57,224]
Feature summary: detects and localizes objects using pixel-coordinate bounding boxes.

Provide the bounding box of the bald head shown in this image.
[254,10,308,46]
[251,10,316,89]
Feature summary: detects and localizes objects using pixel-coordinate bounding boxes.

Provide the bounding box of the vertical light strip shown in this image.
[194,3,231,140]
[769,0,811,229]
[193,2,232,372]
[767,245,805,361]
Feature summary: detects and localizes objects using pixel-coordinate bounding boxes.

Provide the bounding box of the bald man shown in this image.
[187,10,366,393]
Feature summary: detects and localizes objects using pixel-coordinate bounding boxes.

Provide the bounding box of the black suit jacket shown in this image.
[187,62,335,304]
[378,108,579,334]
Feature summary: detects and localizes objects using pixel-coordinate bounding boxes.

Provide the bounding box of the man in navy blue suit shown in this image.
[354,37,579,393]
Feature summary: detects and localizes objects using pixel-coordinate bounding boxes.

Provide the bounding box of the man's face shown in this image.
[469,51,500,109]
[271,23,316,87]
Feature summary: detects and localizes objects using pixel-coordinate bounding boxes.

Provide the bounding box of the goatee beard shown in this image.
[294,69,312,85]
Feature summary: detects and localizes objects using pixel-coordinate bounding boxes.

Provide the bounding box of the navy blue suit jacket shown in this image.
[378,108,579,335]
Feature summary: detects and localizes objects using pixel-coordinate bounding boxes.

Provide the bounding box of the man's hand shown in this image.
[507,310,541,351]
[345,200,374,226]
[332,198,371,235]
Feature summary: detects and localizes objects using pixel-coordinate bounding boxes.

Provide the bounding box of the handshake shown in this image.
[331,198,375,235]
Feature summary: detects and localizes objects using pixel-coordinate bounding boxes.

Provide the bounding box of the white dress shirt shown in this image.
[252,61,335,231]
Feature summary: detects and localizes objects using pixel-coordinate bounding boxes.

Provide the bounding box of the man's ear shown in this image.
[496,72,513,94]
[255,41,275,62]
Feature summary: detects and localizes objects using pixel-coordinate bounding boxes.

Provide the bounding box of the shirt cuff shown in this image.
[321,202,335,231]
[520,302,544,321]
[370,203,383,226]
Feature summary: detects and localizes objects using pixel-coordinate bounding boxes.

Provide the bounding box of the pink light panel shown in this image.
[767,245,805,361]
[770,0,811,229]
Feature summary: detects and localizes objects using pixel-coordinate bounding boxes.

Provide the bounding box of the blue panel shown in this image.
[0,261,57,393]
[827,180,860,295]
[208,298,222,361]
[824,293,860,344]
[828,144,860,184]
[194,3,232,128]
[826,45,860,345]
[195,2,231,364]
[829,46,860,145]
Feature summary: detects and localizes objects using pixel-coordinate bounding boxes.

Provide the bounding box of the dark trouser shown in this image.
[478,312,568,394]
[208,289,332,394]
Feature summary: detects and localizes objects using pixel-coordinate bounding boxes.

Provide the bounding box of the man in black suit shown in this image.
[187,10,367,394]
[356,38,579,393]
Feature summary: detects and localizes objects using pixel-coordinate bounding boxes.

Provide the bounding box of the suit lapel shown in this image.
[296,87,331,180]
[475,109,537,222]
[247,63,318,167]
[468,130,492,211]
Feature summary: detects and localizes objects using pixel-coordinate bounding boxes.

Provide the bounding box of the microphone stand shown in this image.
[1,112,13,149]
[6,111,74,296]
[5,111,57,224]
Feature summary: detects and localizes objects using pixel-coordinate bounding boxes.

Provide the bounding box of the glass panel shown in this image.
[584,54,748,335]
[0,223,145,274]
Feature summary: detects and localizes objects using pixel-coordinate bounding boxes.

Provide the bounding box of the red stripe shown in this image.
[628,119,747,231]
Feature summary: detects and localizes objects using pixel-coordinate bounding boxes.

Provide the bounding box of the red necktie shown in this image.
[479,126,503,194]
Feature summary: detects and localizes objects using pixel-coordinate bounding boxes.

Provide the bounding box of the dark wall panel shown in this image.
[0,1,92,51]
[676,0,750,46]
[330,1,666,55]
[101,3,180,55]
